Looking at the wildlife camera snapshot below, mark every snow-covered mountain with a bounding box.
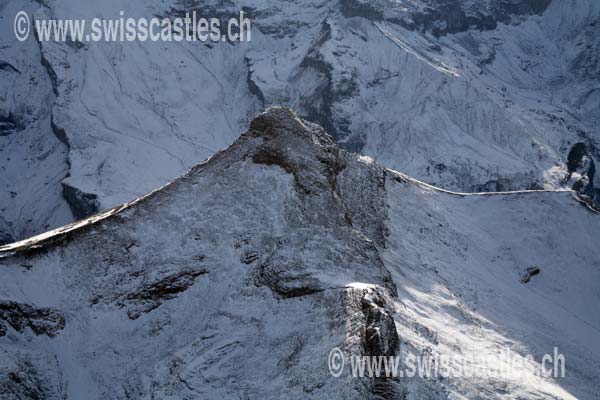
[1,108,599,399]
[1,0,599,243]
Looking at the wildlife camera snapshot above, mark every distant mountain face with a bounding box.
[1,0,599,242]
[340,0,553,34]
[1,108,599,399]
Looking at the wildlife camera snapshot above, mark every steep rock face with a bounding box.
[565,142,597,200]
[60,183,100,220]
[3,0,600,241]
[1,108,599,399]
[0,354,66,400]
[0,108,404,399]
[0,301,65,338]
[379,0,552,36]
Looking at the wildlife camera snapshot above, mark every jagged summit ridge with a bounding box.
[0,107,315,254]
[248,106,334,144]
[0,106,405,398]
[0,107,388,255]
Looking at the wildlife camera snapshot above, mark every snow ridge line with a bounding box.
[1,134,595,256]
[388,169,574,196]
[0,153,218,256]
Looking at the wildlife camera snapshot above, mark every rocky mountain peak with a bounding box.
[1,108,405,398]
[1,105,600,399]
[248,106,333,145]
[245,107,343,196]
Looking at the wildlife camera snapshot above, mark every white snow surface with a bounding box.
[1,0,600,241]
[0,108,598,399]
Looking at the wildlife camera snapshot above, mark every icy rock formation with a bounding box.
[1,108,599,399]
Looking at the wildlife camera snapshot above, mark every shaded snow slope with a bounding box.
[384,173,600,399]
[1,108,598,399]
[0,0,73,245]
[2,0,600,241]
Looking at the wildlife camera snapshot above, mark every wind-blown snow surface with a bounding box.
[2,0,600,241]
[1,108,598,399]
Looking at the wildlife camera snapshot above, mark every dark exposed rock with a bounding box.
[248,108,387,240]
[248,107,332,143]
[336,157,389,247]
[249,108,395,301]
[39,51,59,97]
[61,182,100,220]
[466,173,542,193]
[255,258,324,298]
[240,249,260,264]
[574,193,600,213]
[388,0,552,37]
[0,301,65,337]
[245,57,265,105]
[65,38,85,50]
[521,266,540,283]
[0,123,16,136]
[52,117,99,220]
[252,148,298,178]
[0,356,66,400]
[340,0,384,21]
[0,113,20,136]
[1,365,46,400]
[362,291,402,398]
[50,115,69,146]
[567,143,589,173]
[126,268,208,319]
[361,291,399,357]
[249,107,344,196]
[565,142,596,200]
[293,20,365,152]
[571,32,600,80]
[0,60,20,73]
[344,287,403,398]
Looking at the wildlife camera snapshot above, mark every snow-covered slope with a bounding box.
[1,108,598,399]
[0,0,73,244]
[2,0,599,242]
